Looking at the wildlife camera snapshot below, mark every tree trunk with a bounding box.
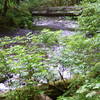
[2,0,8,16]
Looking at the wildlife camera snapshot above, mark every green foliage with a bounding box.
[0,49,12,76]
[0,0,33,28]
[57,96,74,100]
[0,29,63,99]
[82,0,98,3]
[57,74,100,100]
[38,29,61,45]
[6,86,44,100]
[0,0,100,98]
[56,31,100,100]
[56,33,100,75]
[29,0,76,7]
[0,29,62,85]
[0,0,80,28]
[78,0,100,34]
[75,77,100,100]
[87,62,100,78]
[93,62,100,73]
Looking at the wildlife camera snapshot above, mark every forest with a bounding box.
[0,0,100,100]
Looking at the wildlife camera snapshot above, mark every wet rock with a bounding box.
[0,74,13,83]
[21,82,26,86]
[6,74,13,79]
[85,32,94,38]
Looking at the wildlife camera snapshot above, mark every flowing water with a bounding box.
[0,17,79,93]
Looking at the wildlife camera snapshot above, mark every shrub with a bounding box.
[78,0,100,35]
[57,33,99,74]
[38,29,61,45]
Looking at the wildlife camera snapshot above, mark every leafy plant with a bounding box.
[78,0,100,35]
[38,29,61,45]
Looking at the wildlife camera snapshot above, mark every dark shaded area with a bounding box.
[0,28,37,37]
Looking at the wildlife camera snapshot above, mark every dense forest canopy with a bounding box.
[0,0,100,100]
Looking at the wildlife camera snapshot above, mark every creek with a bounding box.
[0,17,79,94]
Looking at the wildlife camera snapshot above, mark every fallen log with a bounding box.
[32,12,82,17]
[32,11,82,16]
[0,79,70,100]
[32,6,82,16]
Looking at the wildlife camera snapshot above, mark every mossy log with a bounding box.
[0,79,71,100]
[0,76,85,100]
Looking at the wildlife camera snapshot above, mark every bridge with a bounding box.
[32,6,82,16]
